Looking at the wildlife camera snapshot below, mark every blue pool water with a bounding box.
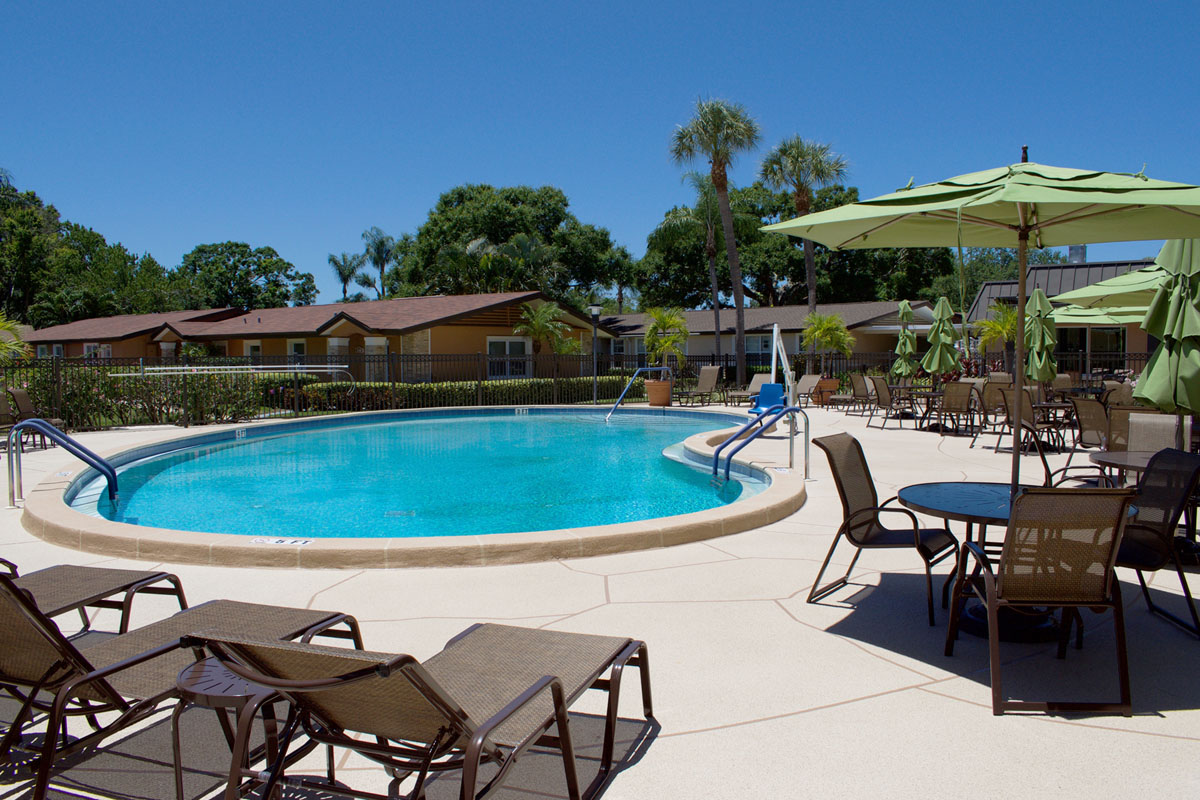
[73,411,764,538]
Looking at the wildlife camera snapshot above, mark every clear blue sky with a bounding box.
[4,1,1196,303]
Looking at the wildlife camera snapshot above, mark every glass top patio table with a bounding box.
[898,481,1023,529]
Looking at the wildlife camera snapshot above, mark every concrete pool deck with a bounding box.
[2,404,1199,798]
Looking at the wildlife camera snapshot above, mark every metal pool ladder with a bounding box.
[606,366,673,421]
[7,419,118,508]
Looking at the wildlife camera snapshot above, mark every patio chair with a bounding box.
[811,377,841,406]
[1023,420,1114,489]
[1068,396,1109,452]
[1115,449,1200,637]
[1129,413,1191,453]
[810,433,959,625]
[191,623,653,800]
[866,376,913,430]
[1101,380,1134,406]
[999,388,1065,452]
[945,487,1136,715]
[936,381,977,436]
[970,380,1009,448]
[846,373,872,414]
[676,365,721,406]
[986,371,1012,384]
[726,373,769,406]
[748,383,785,419]
[794,373,820,406]
[1049,373,1074,401]
[0,575,362,800]
[7,387,66,430]
[4,561,187,633]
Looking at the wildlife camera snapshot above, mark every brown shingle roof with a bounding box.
[24,309,238,343]
[603,301,930,337]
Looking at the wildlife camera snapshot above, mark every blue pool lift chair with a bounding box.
[748,383,786,419]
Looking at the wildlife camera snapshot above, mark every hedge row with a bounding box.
[293,375,644,412]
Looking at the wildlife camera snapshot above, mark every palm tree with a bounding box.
[513,301,571,354]
[362,227,394,300]
[973,302,1019,374]
[671,98,760,385]
[760,137,848,312]
[643,307,689,374]
[328,252,366,301]
[801,312,855,376]
[0,313,29,364]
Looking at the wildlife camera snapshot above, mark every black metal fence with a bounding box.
[0,350,1157,431]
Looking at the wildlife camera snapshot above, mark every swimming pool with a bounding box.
[69,409,766,539]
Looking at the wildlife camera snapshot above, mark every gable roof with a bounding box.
[602,300,933,337]
[23,309,239,343]
[966,258,1154,323]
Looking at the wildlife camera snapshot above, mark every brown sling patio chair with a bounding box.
[192,622,653,800]
[970,379,1010,448]
[936,381,977,436]
[7,387,66,430]
[675,365,721,406]
[1115,449,1200,637]
[793,373,820,406]
[0,575,362,800]
[1,560,187,633]
[845,372,872,414]
[866,376,914,430]
[1105,405,1162,453]
[1068,396,1109,453]
[999,388,1065,452]
[810,433,959,625]
[945,487,1137,716]
[726,372,769,406]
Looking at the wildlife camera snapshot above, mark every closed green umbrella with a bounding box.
[892,299,919,377]
[920,297,961,377]
[762,157,1200,495]
[1024,288,1057,382]
[1134,239,1200,416]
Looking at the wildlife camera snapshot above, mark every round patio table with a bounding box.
[898,481,1057,642]
[1088,450,1156,474]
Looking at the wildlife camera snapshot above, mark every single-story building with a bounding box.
[23,292,615,381]
[966,256,1156,373]
[601,300,937,360]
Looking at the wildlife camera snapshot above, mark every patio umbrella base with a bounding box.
[957,602,1060,643]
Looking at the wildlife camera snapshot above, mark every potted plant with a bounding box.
[643,307,688,406]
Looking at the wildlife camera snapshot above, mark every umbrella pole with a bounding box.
[1011,229,1028,499]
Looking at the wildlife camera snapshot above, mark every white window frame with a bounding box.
[486,336,533,379]
[363,336,387,381]
[244,340,262,360]
[36,345,49,358]
[287,338,307,357]
[83,342,100,357]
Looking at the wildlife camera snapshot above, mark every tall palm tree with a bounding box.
[362,227,394,300]
[671,98,760,385]
[801,312,855,376]
[760,137,848,314]
[643,307,689,370]
[328,252,366,301]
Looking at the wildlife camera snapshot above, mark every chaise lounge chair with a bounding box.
[675,365,721,406]
[1,559,187,632]
[191,622,653,800]
[726,373,769,406]
[0,574,362,800]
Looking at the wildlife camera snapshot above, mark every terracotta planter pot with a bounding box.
[646,379,673,407]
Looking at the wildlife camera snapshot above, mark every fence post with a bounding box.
[181,353,190,428]
[552,357,559,404]
[477,353,484,406]
[293,369,301,416]
[52,357,62,420]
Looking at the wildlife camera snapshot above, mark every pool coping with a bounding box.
[20,406,808,568]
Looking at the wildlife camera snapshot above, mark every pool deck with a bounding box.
[3,404,1199,798]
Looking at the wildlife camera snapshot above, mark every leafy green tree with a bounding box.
[643,307,689,369]
[802,312,855,375]
[176,242,315,310]
[362,227,394,300]
[0,183,62,322]
[328,252,367,301]
[671,98,761,384]
[512,301,572,354]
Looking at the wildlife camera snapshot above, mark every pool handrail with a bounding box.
[7,419,118,509]
[711,404,785,476]
[719,405,810,482]
[606,366,674,421]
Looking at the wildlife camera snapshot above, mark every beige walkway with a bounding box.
[3,405,1198,798]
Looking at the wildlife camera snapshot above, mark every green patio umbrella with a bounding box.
[891,299,919,377]
[920,296,961,378]
[761,157,1200,494]
[1134,239,1200,416]
[1050,261,1166,309]
[1049,305,1149,325]
[1024,288,1057,382]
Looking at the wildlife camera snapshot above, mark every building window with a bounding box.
[486,337,531,379]
[287,339,307,362]
[36,345,48,358]
[244,340,262,361]
[746,335,773,355]
[364,336,388,381]
[326,337,349,358]
[83,343,100,358]
[611,339,625,355]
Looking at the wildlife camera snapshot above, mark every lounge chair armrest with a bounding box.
[464,674,574,794]
[0,557,16,577]
[57,638,191,709]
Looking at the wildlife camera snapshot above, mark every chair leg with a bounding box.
[923,562,936,626]
[987,598,1005,715]
[807,534,859,604]
[1136,562,1200,637]
[1112,584,1133,715]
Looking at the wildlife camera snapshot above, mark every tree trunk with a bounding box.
[617,284,624,314]
[798,189,818,374]
[706,227,722,361]
[712,166,746,385]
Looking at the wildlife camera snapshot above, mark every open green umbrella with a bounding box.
[1048,305,1149,325]
[1024,288,1057,382]
[891,299,919,377]
[1134,239,1200,416]
[762,157,1200,494]
[1050,261,1165,309]
[920,297,961,377]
